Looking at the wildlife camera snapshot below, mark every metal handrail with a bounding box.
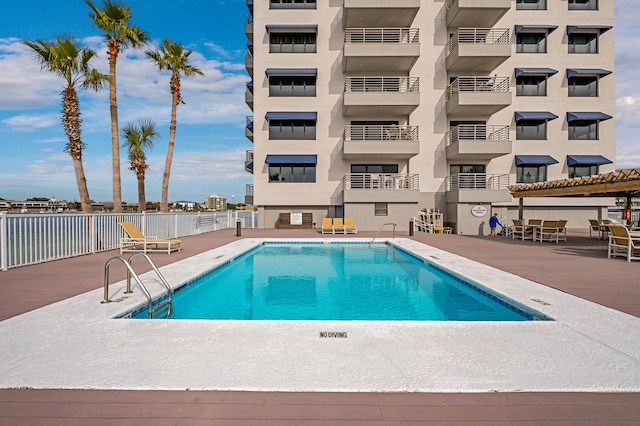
[343,173,419,190]
[447,28,510,54]
[344,28,420,44]
[344,125,419,141]
[445,173,510,191]
[445,125,510,146]
[446,76,510,100]
[102,253,173,319]
[369,223,397,247]
[345,76,420,93]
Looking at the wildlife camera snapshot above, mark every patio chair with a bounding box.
[556,219,568,242]
[434,219,444,234]
[333,218,346,234]
[344,218,358,234]
[321,218,333,234]
[538,220,560,243]
[119,222,182,254]
[588,219,602,239]
[512,219,533,241]
[608,225,640,262]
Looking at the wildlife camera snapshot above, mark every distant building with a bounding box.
[174,201,196,211]
[205,195,227,211]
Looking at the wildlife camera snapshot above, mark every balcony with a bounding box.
[343,0,420,28]
[343,125,419,159]
[343,173,420,203]
[245,81,253,110]
[344,76,420,116]
[245,150,254,174]
[444,173,512,203]
[344,28,420,73]
[245,116,253,142]
[245,184,253,206]
[445,0,510,28]
[445,125,511,161]
[445,76,511,116]
[446,28,510,72]
[245,43,253,78]
[245,15,253,41]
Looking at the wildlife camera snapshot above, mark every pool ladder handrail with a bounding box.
[369,222,397,247]
[102,253,173,319]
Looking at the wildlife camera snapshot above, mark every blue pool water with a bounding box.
[132,242,540,321]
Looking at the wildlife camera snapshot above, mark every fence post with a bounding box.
[0,212,7,271]
[174,212,179,238]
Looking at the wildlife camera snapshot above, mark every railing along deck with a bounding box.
[345,76,420,93]
[344,28,419,44]
[445,125,510,146]
[0,211,257,271]
[445,173,510,191]
[345,125,419,141]
[446,76,510,99]
[447,28,510,55]
[343,173,419,190]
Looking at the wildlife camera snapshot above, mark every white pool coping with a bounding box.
[1,238,639,392]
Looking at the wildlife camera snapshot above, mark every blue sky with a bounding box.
[1,0,639,204]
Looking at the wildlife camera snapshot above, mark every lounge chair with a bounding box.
[555,219,568,242]
[588,219,602,239]
[608,225,640,262]
[321,218,333,234]
[512,219,533,241]
[434,219,444,234]
[538,220,560,243]
[344,218,357,234]
[333,218,346,234]
[119,222,182,254]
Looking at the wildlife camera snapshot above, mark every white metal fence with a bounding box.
[0,211,257,271]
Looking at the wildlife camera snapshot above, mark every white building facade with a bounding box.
[244,0,614,234]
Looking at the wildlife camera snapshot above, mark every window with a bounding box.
[270,32,317,53]
[269,75,316,97]
[568,32,598,54]
[269,164,316,182]
[516,120,548,140]
[269,119,316,140]
[374,203,388,216]
[516,32,547,53]
[569,0,598,10]
[517,166,547,183]
[568,120,599,140]
[516,0,546,10]
[569,164,598,178]
[270,0,316,9]
[516,75,547,96]
[568,76,598,97]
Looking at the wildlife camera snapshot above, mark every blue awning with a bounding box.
[246,121,253,131]
[515,68,558,77]
[515,155,559,166]
[265,154,317,164]
[265,68,317,76]
[566,25,612,35]
[566,112,612,122]
[265,112,317,120]
[246,81,253,88]
[566,68,612,78]
[266,24,317,32]
[566,155,613,166]
[246,161,253,170]
[514,111,558,121]
[515,25,558,34]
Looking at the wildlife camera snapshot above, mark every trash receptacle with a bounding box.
[236,220,242,237]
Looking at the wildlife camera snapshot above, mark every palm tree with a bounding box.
[145,39,204,213]
[86,0,149,213]
[22,38,106,214]
[121,118,158,212]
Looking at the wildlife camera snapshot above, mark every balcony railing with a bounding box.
[445,173,510,191]
[345,28,419,44]
[446,76,510,100]
[445,125,509,146]
[345,125,419,141]
[343,173,419,190]
[345,76,420,93]
[446,28,510,55]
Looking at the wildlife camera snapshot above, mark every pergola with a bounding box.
[508,168,640,220]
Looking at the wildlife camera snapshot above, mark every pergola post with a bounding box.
[518,197,524,221]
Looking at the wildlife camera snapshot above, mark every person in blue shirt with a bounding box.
[489,213,502,236]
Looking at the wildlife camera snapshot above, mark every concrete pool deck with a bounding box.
[1,228,639,423]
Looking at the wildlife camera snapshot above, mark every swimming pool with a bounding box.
[131,242,544,321]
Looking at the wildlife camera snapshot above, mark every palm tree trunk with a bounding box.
[73,158,93,213]
[109,50,123,213]
[137,173,146,213]
[160,78,179,213]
